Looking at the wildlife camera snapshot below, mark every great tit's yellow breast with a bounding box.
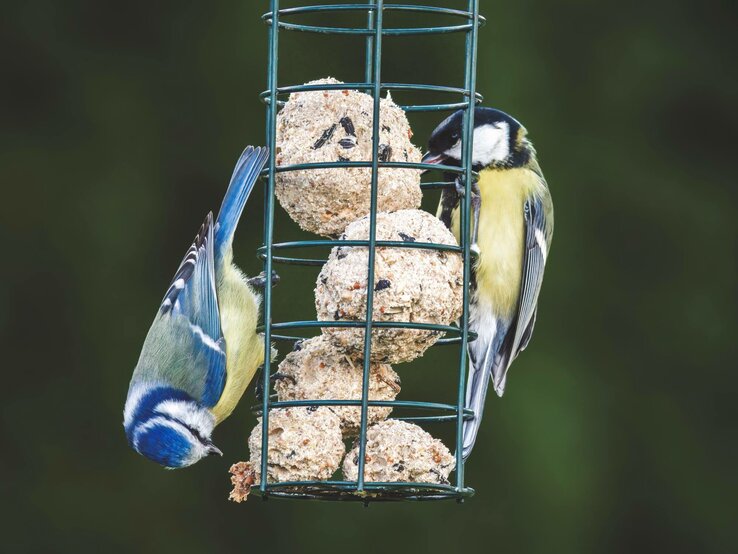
[452,167,543,318]
[211,264,263,423]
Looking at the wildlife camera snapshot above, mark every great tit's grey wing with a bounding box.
[156,213,227,407]
[491,189,553,395]
[462,183,552,459]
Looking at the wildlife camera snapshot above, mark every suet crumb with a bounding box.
[228,462,257,503]
[238,407,344,494]
[315,209,464,363]
[342,420,455,484]
[275,77,422,237]
[275,336,401,436]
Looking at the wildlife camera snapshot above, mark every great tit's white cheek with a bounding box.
[473,122,510,165]
[444,140,462,160]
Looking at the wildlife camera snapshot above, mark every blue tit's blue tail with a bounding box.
[214,146,269,261]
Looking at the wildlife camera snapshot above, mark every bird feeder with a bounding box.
[253,0,484,502]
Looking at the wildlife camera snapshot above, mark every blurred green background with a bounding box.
[1,1,736,552]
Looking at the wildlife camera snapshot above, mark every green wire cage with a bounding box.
[255,0,483,502]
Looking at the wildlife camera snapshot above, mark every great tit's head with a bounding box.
[124,387,221,469]
[423,107,529,169]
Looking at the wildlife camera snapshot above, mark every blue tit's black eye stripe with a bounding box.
[161,214,213,314]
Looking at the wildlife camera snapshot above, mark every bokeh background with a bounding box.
[1,1,736,552]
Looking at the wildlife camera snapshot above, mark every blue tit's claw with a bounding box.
[254,368,295,402]
[253,365,265,401]
[248,270,280,289]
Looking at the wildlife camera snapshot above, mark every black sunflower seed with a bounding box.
[375,279,391,291]
[338,155,349,162]
[339,116,355,136]
[382,125,390,132]
[339,138,356,149]
[398,232,415,242]
[313,124,337,149]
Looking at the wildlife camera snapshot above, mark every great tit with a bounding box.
[123,146,269,468]
[423,108,554,459]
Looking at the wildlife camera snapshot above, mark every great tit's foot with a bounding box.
[248,270,280,289]
[454,174,480,197]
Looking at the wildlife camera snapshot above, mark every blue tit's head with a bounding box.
[423,107,530,169]
[124,386,221,469]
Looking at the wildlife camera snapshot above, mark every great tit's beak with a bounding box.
[421,151,447,173]
[206,443,223,457]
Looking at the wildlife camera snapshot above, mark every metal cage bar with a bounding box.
[257,0,482,502]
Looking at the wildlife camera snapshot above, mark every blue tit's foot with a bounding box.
[253,368,296,401]
[248,270,280,289]
[253,365,265,400]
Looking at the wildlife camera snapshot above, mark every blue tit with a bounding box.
[123,146,269,468]
[422,108,554,459]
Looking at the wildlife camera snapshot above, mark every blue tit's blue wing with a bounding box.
[160,212,227,407]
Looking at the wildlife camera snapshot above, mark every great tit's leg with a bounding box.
[454,174,466,198]
[247,270,280,289]
[470,178,481,256]
[454,174,481,256]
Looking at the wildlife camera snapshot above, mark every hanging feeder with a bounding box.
[251,0,484,503]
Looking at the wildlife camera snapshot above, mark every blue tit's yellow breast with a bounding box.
[210,264,263,423]
[451,167,544,318]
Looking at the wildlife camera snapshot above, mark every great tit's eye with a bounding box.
[450,132,460,142]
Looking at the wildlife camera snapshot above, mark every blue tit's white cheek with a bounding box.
[473,122,510,165]
[154,399,216,440]
[123,384,149,430]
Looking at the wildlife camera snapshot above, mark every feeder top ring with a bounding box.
[262,4,486,36]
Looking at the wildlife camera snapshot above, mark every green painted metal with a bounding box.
[256,0,482,502]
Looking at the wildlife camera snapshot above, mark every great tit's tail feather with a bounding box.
[462,308,511,460]
[215,146,269,258]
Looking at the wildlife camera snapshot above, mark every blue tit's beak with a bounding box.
[421,151,447,174]
[206,443,223,457]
